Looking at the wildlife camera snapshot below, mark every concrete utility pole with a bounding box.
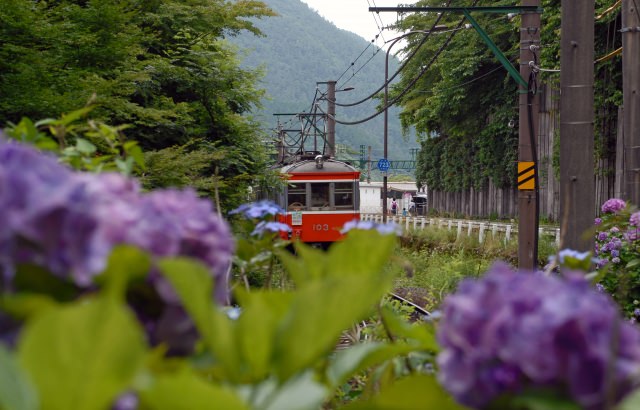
[559,1,595,251]
[326,80,337,158]
[518,0,541,270]
[622,0,640,205]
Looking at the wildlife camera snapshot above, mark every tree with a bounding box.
[0,0,277,211]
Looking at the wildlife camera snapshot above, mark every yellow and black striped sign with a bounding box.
[518,162,535,190]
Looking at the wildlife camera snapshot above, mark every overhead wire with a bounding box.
[335,0,455,106]
[333,0,481,125]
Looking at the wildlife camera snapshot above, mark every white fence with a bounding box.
[361,214,560,245]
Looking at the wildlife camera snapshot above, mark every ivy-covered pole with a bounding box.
[622,0,640,204]
[559,1,595,253]
[517,0,541,269]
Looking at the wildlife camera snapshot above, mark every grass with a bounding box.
[389,226,558,311]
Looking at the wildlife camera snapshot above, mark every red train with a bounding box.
[274,153,360,246]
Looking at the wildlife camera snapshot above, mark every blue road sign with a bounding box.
[377,158,390,172]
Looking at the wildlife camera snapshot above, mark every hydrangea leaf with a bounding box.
[326,342,419,389]
[276,243,326,283]
[233,289,294,381]
[258,371,327,410]
[379,305,439,351]
[157,257,239,379]
[341,375,466,410]
[325,230,398,278]
[139,369,248,410]
[0,344,38,410]
[17,297,145,410]
[274,233,396,380]
[618,388,640,410]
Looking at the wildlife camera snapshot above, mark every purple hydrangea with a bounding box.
[601,198,626,214]
[341,219,402,236]
[594,217,603,225]
[630,212,640,227]
[437,262,640,409]
[0,138,234,296]
[0,138,236,354]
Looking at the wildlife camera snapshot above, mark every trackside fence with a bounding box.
[360,214,560,245]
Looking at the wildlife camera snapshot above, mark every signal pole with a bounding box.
[559,1,595,252]
[517,0,541,269]
[622,0,640,204]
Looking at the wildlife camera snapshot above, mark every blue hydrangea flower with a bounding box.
[251,221,292,236]
[229,200,284,219]
[341,219,402,236]
[437,262,640,409]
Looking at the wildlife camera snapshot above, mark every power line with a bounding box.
[335,0,455,106]
[333,0,479,125]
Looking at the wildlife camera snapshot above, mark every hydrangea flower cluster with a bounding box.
[437,262,640,409]
[341,219,402,235]
[594,198,640,317]
[0,137,234,298]
[602,198,627,214]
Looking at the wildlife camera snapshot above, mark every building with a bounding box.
[359,181,425,214]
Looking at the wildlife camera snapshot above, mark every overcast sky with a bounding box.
[299,0,404,46]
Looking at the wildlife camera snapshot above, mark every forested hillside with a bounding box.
[231,0,419,161]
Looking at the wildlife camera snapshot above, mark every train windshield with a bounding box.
[334,182,354,208]
[311,183,330,209]
[287,183,306,209]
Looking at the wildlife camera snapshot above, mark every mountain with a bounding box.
[231,0,419,167]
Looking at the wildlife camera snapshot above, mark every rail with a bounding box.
[361,214,560,245]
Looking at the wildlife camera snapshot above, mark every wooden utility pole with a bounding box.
[559,1,595,251]
[622,0,640,205]
[518,0,541,269]
[326,80,336,158]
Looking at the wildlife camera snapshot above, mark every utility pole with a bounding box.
[367,146,372,183]
[326,80,336,158]
[622,0,640,205]
[518,0,541,269]
[559,1,595,251]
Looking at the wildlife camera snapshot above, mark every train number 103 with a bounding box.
[313,224,330,231]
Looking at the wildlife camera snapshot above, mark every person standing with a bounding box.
[391,199,398,215]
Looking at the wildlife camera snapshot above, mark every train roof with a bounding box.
[279,159,359,174]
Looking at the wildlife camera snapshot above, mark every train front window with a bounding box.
[334,182,354,208]
[311,183,330,209]
[288,183,306,209]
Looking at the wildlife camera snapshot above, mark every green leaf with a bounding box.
[0,293,57,321]
[618,388,640,410]
[98,246,151,300]
[74,138,96,154]
[157,257,239,379]
[380,305,439,351]
[17,297,146,410]
[626,258,640,269]
[139,369,248,410]
[326,342,418,388]
[342,375,467,410]
[0,344,39,410]
[274,232,397,380]
[234,289,294,380]
[259,371,327,410]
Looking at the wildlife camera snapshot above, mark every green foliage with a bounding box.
[0,344,38,410]
[595,205,640,317]
[0,0,276,211]
[4,107,145,176]
[402,0,620,193]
